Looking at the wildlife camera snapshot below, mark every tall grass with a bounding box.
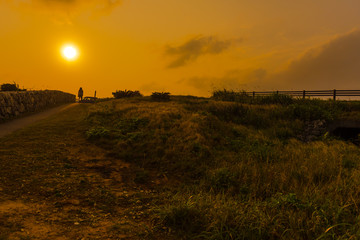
[86,97,360,239]
[212,89,294,105]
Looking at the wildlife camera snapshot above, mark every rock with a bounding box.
[299,119,327,142]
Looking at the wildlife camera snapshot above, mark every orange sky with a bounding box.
[1,0,360,97]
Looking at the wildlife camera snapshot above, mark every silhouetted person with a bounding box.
[78,87,83,101]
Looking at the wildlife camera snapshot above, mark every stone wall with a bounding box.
[0,90,75,122]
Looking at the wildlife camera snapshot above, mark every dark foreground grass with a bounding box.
[84,97,360,239]
[2,96,360,239]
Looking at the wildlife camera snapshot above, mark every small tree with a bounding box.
[151,92,171,101]
[112,90,142,99]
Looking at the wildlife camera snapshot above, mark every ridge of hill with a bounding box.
[2,96,360,239]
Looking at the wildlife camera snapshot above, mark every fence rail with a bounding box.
[245,90,360,100]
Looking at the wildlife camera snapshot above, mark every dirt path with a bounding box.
[0,103,78,138]
[0,103,167,239]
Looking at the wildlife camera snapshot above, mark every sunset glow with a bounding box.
[1,1,360,97]
[61,45,79,61]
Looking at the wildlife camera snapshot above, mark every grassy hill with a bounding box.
[2,94,360,239]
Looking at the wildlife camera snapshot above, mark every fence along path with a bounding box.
[245,90,360,101]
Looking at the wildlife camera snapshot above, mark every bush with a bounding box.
[212,89,252,103]
[212,89,295,105]
[287,102,335,121]
[207,102,248,122]
[257,93,294,105]
[112,90,142,99]
[151,92,171,101]
[1,83,26,91]
[206,102,272,128]
[86,127,110,139]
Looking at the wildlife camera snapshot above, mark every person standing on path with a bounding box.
[78,87,83,101]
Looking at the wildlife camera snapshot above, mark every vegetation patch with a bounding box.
[112,89,142,98]
[3,94,360,239]
[151,92,171,101]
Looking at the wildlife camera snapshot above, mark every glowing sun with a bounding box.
[61,45,79,61]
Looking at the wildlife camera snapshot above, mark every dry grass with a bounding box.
[83,97,360,238]
[2,96,360,239]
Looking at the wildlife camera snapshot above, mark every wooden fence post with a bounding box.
[253,91,255,98]
[303,90,305,99]
[333,89,336,101]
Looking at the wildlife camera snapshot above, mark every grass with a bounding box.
[2,92,360,239]
[84,95,360,239]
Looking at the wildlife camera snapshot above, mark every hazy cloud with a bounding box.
[272,30,360,89]
[165,36,241,68]
[182,30,360,95]
[7,0,121,22]
[181,68,267,95]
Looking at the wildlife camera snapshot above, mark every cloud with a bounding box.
[177,30,360,94]
[6,0,121,22]
[165,36,241,68]
[180,68,267,95]
[272,30,360,89]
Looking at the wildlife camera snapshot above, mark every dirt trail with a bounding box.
[0,103,166,239]
[0,103,77,138]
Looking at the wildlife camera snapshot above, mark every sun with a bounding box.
[61,44,79,61]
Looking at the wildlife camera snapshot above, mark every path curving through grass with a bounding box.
[0,103,78,138]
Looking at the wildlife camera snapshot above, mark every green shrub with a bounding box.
[206,103,272,128]
[116,117,149,134]
[287,103,334,121]
[207,102,248,122]
[270,193,307,210]
[247,138,280,163]
[86,127,110,139]
[212,89,252,103]
[112,90,142,98]
[267,125,298,140]
[242,110,272,128]
[151,92,171,101]
[212,89,295,105]
[257,93,294,105]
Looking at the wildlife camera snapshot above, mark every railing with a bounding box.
[245,90,360,101]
